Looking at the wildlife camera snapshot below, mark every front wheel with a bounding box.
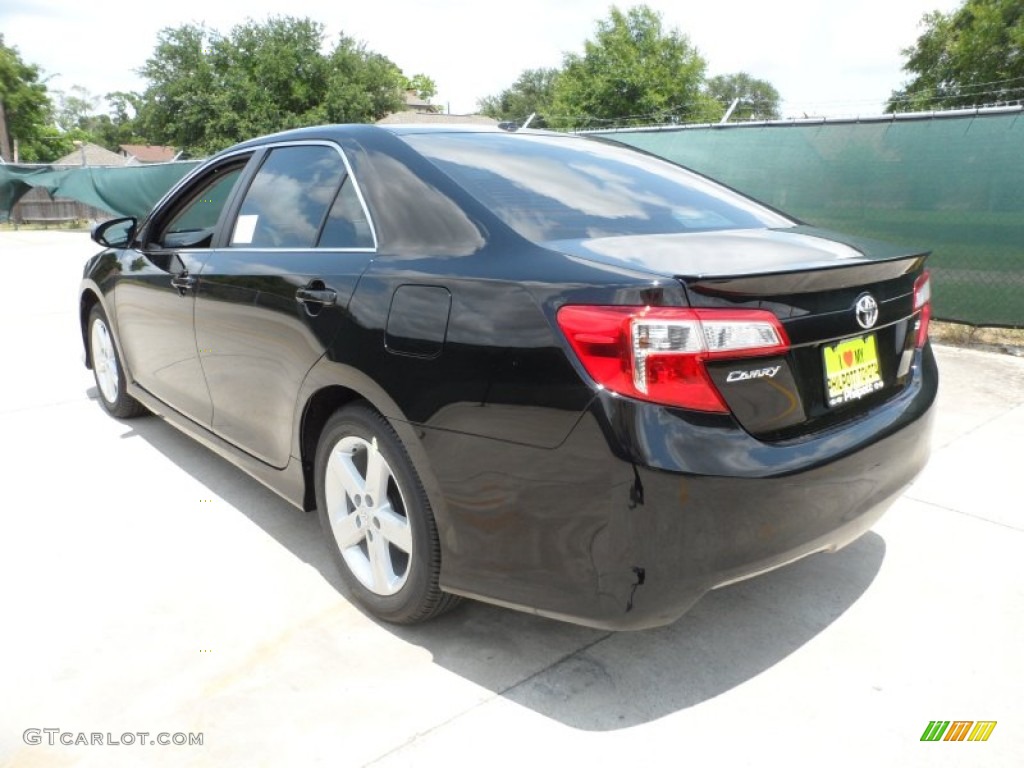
[88,304,147,419]
[315,403,460,624]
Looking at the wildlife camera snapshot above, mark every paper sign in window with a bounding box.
[232,214,259,245]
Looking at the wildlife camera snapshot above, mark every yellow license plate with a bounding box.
[822,333,883,407]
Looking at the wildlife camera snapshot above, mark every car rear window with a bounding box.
[403,132,792,242]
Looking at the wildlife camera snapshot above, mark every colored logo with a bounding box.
[855,293,879,329]
[920,721,997,742]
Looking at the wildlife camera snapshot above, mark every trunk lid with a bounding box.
[546,225,920,278]
[551,226,930,439]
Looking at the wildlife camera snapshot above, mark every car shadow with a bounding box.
[114,399,886,732]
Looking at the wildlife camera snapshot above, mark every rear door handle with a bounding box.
[170,273,197,295]
[295,287,338,305]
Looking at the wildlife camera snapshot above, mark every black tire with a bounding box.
[87,304,147,419]
[315,403,460,624]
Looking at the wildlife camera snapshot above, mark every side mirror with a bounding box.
[92,217,137,248]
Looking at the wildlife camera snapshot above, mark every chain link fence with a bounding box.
[593,107,1024,328]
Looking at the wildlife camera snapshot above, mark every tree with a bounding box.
[50,86,147,153]
[549,5,721,130]
[0,35,58,162]
[48,86,146,153]
[405,74,437,101]
[705,72,781,120]
[94,91,146,150]
[53,85,99,133]
[323,35,409,122]
[26,124,77,163]
[136,23,221,154]
[888,0,1024,112]
[479,68,560,128]
[137,17,411,155]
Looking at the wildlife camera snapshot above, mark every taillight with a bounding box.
[556,305,789,412]
[913,271,931,348]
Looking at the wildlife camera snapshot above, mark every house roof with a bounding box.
[53,143,127,167]
[403,91,434,109]
[376,112,499,126]
[120,144,178,163]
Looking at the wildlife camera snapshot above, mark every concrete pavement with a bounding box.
[1,231,1021,767]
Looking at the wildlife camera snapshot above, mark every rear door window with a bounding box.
[318,176,375,249]
[230,145,346,248]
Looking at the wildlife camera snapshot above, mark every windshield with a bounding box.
[403,132,793,242]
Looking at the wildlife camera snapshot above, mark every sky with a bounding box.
[2,0,964,119]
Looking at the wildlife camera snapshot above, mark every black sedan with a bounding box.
[79,125,936,630]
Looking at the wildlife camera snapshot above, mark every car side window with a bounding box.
[230,145,346,249]
[156,165,245,249]
[318,176,375,249]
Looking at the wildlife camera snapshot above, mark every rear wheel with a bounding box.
[315,403,459,623]
[88,305,147,419]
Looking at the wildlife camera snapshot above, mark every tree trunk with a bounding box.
[0,99,12,162]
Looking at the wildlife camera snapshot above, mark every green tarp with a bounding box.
[594,109,1024,327]
[3,111,1021,326]
[0,161,199,221]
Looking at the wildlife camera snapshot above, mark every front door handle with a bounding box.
[295,287,338,306]
[170,273,197,295]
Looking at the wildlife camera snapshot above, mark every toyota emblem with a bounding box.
[855,293,879,329]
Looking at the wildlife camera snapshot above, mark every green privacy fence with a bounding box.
[594,108,1024,328]
[2,112,1021,326]
[0,161,199,222]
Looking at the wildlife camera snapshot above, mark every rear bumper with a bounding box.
[432,346,937,629]
[595,400,933,628]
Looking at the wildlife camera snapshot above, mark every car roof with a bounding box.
[221,123,567,152]
[376,123,505,135]
[380,125,567,140]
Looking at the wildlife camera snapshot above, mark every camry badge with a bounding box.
[855,293,879,330]
[726,365,781,383]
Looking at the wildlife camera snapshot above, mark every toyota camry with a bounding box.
[79,124,937,629]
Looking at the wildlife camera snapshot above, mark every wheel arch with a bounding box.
[298,385,362,511]
[80,287,103,369]
[295,368,451,560]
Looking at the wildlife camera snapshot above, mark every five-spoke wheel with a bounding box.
[315,404,459,623]
[87,305,147,419]
[324,435,413,596]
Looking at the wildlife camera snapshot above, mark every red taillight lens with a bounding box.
[913,271,931,348]
[556,305,789,412]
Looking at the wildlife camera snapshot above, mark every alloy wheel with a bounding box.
[324,435,413,595]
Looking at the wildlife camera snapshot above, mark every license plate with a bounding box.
[822,333,883,407]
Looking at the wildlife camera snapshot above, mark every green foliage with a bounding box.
[888,0,1024,112]
[478,68,560,128]
[23,124,77,162]
[705,72,781,120]
[52,86,146,153]
[549,5,722,130]
[136,17,409,155]
[405,74,437,101]
[95,91,146,150]
[324,35,408,123]
[136,24,220,154]
[479,9,782,130]
[0,35,60,162]
[53,86,98,133]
